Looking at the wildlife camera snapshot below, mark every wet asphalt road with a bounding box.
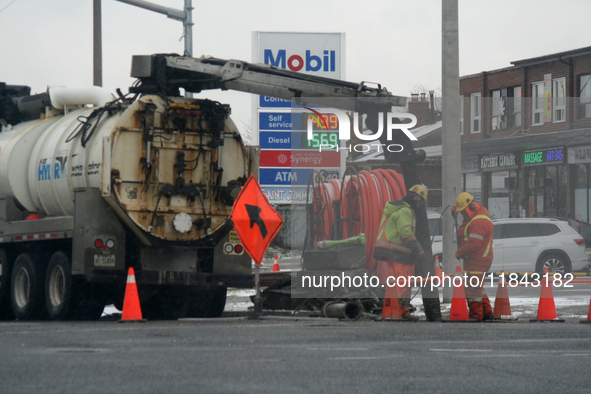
[1,317,590,393]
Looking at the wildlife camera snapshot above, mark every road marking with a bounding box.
[330,357,382,360]
[308,348,368,351]
[236,359,278,363]
[459,354,527,358]
[562,354,591,356]
[430,349,492,352]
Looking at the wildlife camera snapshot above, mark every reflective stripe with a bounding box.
[469,233,485,240]
[375,240,413,253]
[463,214,493,258]
[403,234,417,245]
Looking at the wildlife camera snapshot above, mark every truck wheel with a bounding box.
[45,251,77,321]
[207,287,227,317]
[187,287,227,318]
[10,253,48,320]
[0,249,15,320]
[142,287,190,320]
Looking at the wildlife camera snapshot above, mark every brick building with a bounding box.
[460,46,591,220]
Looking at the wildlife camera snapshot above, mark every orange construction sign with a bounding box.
[230,174,283,266]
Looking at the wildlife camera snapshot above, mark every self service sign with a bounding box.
[252,31,346,204]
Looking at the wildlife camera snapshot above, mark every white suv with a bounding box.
[431,217,589,274]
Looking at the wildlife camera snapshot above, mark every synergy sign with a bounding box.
[253,32,345,204]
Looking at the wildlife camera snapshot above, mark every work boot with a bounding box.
[402,313,420,322]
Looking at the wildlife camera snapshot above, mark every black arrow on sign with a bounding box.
[245,204,268,239]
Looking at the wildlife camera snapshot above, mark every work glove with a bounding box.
[451,204,458,220]
[408,239,424,256]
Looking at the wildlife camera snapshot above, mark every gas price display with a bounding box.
[301,113,339,149]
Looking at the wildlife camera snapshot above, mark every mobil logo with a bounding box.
[264,49,336,73]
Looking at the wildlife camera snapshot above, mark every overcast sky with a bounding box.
[1,0,590,133]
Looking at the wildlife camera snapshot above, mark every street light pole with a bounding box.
[93,0,102,87]
[115,0,192,55]
[441,0,461,302]
[114,0,194,95]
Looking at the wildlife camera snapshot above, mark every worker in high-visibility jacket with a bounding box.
[374,184,428,319]
[452,192,495,322]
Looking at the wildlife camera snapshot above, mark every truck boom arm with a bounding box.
[129,54,406,110]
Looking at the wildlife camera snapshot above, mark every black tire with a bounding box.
[0,249,15,320]
[536,252,572,275]
[10,253,48,321]
[45,251,80,321]
[187,287,227,318]
[142,287,190,320]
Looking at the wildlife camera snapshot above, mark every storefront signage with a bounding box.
[568,145,591,164]
[461,156,480,173]
[480,154,516,170]
[523,148,564,165]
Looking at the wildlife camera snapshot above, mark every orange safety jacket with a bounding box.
[456,204,494,272]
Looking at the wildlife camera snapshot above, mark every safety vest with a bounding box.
[374,202,416,255]
[463,214,493,258]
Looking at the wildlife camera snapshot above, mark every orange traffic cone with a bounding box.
[449,265,470,321]
[532,268,562,322]
[582,298,591,323]
[120,267,145,322]
[272,254,280,272]
[434,255,441,278]
[493,271,512,317]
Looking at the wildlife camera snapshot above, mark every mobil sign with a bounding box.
[252,32,345,204]
[254,32,344,78]
[253,32,345,110]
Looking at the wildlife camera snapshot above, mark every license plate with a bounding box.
[94,254,115,267]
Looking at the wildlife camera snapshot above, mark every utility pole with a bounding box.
[114,0,193,95]
[441,0,462,302]
[93,0,102,87]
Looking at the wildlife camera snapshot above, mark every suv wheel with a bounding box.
[536,252,572,275]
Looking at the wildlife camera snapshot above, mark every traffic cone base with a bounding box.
[493,272,512,318]
[119,267,146,323]
[531,268,563,323]
[449,265,474,321]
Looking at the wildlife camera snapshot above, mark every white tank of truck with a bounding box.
[1,86,249,241]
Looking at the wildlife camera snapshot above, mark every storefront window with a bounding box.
[574,164,589,222]
[464,173,481,203]
[526,165,568,218]
[558,165,568,217]
[545,166,558,217]
[487,170,519,219]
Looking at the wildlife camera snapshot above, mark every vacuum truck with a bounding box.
[0,81,254,321]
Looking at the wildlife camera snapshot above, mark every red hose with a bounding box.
[310,168,406,274]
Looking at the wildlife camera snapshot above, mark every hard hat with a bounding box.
[455,192,474,212]
[408,184,428,203]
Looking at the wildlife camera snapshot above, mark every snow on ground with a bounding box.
[102,289,591,319]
